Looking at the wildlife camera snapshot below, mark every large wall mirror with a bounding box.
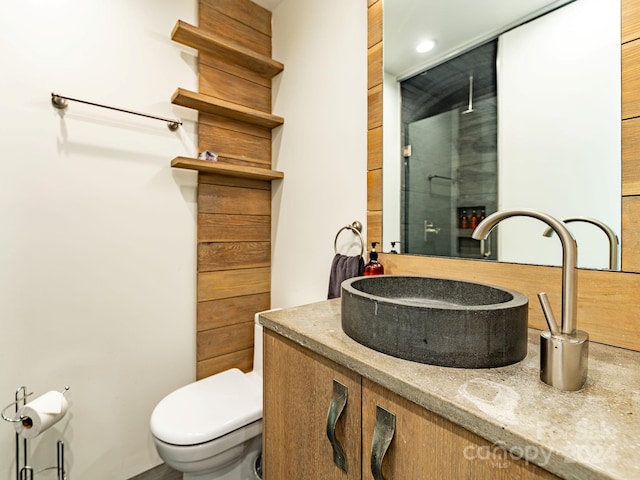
[381,0,622,270]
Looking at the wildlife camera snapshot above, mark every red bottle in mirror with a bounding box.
[460,210,469,229]
[470,210,478,229]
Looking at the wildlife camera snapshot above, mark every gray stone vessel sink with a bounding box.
[341,276,528,368]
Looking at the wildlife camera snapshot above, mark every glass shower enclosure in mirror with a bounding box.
[382,0,621,270]
[401,41,498,260]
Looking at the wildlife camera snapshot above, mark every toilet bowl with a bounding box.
[150,310,276,480]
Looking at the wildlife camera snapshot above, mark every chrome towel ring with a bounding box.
[334,221,365,257]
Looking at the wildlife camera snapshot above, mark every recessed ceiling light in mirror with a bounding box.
[416,39,436,53]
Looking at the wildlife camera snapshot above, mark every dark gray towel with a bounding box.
[327,254,364,299]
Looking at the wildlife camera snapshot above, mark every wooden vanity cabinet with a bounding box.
[263,330,362,479]
[264,330,559,480]
[362,380,559,480]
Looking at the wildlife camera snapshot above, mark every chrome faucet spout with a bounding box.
[472,208,578,334]
[542,216,619,270]
[472,208,588,391]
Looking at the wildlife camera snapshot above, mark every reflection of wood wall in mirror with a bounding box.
[367,0,640,352]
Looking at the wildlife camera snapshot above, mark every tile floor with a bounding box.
[129,463,181,480]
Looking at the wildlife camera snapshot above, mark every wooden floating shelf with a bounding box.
[172,20,284,78]
[172,88,284,129]
[171,157,284,181]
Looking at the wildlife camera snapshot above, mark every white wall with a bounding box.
[498,0,621,269]
[270,0,368,307]
[0,1,198,478]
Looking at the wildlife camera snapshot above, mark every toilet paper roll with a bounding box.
[14,390,69,439]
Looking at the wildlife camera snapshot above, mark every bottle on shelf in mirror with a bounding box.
[470,210,478,230]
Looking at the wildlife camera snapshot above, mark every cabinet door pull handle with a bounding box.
[326,379,348,472]
[371,405,395,480]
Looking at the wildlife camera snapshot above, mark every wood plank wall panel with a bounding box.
[622,116,640,195]
[196,0,277,379]
[198,241,270,271]
[198,213,270,242]
[367,169,382,212]
[203,0,272,37]
[198,322,254,360]
[622,1,640,272]
[367,0,382,48]
[199,51,272,89]
[367,84,383,130]
[199,64,271,113]
[200,113,272,140]
[368,126,382,170]
[198,173,271,189]
[368,42,383,90]
[367,211,382,247]
[368,0,640,352]
[199,114,272,168]
[622,0,640,44]
[367,0,383,248]
[622,196,640,270]
[198,293,270,331]
[198,267,271,302]
[199,0,271,57]
[199,182,271,215]
[621,41,640,119]
[197,349,254,379]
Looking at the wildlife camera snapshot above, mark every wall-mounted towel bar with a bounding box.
[51,93,182,131]
[334,221,365,256]
[428,174,455,183]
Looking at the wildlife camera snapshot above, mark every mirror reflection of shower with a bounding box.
[401,41,498,259]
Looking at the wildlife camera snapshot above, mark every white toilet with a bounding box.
[150,310,275,480]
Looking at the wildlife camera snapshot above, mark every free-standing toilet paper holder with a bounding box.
[1,386,69,480]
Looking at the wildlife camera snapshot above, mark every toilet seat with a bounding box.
[152,419,262,471]
[151,368,262,446]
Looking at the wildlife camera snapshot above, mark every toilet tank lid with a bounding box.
[150,368,262,445]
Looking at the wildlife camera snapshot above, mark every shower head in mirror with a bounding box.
[462,75,475,114]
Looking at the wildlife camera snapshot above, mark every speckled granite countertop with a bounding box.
[259,299,640,480]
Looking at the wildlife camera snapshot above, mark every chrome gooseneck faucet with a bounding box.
[472,208,589,391]
[541,216,619,271]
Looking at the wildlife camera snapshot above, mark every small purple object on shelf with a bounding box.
[198,150,218,162]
